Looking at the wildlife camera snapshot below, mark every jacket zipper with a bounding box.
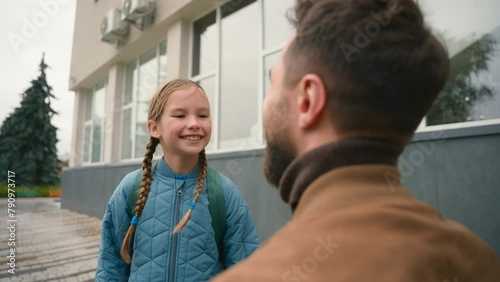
[169,182,184,282]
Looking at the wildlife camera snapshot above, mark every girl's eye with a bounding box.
[199,114,209,118]
[174,115,185,118]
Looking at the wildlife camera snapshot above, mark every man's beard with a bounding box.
[263,134,295,188]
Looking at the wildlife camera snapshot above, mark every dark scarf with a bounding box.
[279,138,404,211]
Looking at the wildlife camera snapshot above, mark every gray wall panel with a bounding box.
[401,134,500,255]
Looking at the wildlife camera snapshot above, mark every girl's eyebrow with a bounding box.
[197,107,210,112]
[169,107,210,112]
[169,107,186,112]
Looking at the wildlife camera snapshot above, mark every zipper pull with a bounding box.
[176,182,185,196]
[177,190,182,196]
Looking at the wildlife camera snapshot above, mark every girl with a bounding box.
[96,79,260,281]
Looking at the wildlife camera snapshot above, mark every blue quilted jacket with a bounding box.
[96,158,260,281]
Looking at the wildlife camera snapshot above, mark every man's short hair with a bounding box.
[286,0,450,138]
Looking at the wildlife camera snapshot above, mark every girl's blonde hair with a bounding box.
[120,79,209,264]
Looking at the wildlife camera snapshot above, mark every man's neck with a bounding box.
[280,137,404,211]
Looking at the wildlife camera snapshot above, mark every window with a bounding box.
[121,41,167,160]
[82,80,106,164]
[419,0,500,129]
[192,0,294,152]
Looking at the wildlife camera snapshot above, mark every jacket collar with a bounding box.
[156,156,200,180]
[279,138,404,212]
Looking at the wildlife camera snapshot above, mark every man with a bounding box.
[212,0,500,281]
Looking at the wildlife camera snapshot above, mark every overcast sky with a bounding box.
[0,1,76,160]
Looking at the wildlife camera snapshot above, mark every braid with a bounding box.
[121,137,159,264]
[173,150,208,233]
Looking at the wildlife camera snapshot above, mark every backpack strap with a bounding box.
[206,166,227,267]
[128,161,158,217]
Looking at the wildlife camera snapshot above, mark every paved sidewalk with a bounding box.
[0,198,101,281]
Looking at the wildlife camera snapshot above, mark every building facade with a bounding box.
[64,0,500,253]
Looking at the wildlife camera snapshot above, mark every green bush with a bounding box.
[0,185,61,198]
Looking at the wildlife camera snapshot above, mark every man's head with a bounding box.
[263,0,450,187]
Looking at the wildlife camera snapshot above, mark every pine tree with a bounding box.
[0,55,60,186]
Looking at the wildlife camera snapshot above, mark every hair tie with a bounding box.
[130,216,138,225]
[189,201,197,210]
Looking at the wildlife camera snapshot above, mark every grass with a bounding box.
[0,185,61,198]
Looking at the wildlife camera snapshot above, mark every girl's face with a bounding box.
[149,86,212,158]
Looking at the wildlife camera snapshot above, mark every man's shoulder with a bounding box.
[214,198,500,282]
[214,164,500,282]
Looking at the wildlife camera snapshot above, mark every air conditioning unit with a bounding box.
[100,8,129,44]
[122,0,155,22]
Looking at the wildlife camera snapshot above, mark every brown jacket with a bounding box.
[213,164,500,281]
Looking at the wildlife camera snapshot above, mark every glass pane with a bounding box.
[84,91,92,121]
[263,0,294,49]
[134,102,150,158]
[92,119,102,163]
[124,62,137,105]
[135,122,149,159]
[192,11,217,76]
[198,76,216,151]
[94,83,106,120]
[264,51,280,95]
[220,0,259,149]
[138,47,158,102]
[121,108,132,160]
[136,101,149,125]
[83,125,91,163]
[420,0,500,125]
[159,41,167,86]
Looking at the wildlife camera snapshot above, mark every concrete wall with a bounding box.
[62,129,500,252]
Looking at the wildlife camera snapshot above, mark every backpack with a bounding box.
[127,161,227,266]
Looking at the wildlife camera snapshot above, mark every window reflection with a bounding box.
[124,63,136,106]
[121,108,132,160]
[138,48,159,102]
[198,76,216,151]
[420,0,500,126]
[121,42,167,160]
[428,29,499,125]
[220,0,259,149]
[82,81,106,164]
[83,125,91,162]
[192,11,217,77]
[191,0,294,151]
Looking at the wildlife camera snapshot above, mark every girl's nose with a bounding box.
[187,117,201,129]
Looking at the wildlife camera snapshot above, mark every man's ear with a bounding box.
[148,120,161,138]
[297,74,328,129]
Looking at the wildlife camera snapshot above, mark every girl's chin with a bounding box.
[180,145,207,155]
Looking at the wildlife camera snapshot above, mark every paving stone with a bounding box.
[0,198,101,281]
